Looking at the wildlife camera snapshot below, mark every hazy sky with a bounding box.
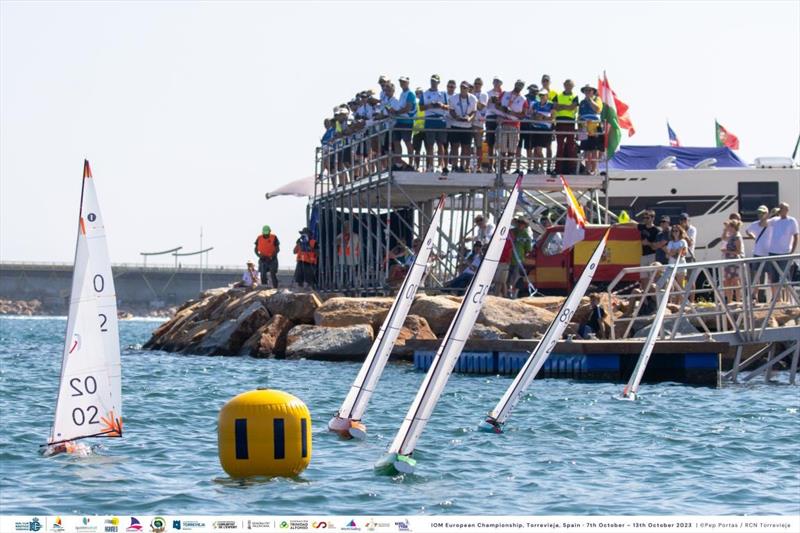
[2,1,798,268]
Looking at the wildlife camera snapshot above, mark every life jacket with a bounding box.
[337,233,360,257]
[554,92,577,120]
[296,238,317,264]
[256,234,278,258]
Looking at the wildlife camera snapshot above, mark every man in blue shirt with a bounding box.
[529,90,555,174]
[389,76,417,170]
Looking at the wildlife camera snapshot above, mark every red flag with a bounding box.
[715,120,740,150]
[599,74,635,137]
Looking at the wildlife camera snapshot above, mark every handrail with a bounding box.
[606,253,800,344]
[317,118,608,191]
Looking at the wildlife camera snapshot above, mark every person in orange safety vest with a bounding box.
[293,227,318,289]
[254,225,280,288]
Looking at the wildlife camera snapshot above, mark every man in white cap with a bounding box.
[497,80,528,173]
[486,77,504,172]
[471,77,489,171]
[746,205,774,301]
[448,81,478,172]
[421,74,449,172]
[388,76,417,169]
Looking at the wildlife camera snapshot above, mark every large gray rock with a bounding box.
[193,301,270,355]
[285,324,374,359]
[266,290,321,324]
[239,314,294,358]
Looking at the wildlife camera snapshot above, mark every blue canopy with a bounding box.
[607,145,746,170]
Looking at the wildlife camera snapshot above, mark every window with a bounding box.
[738,182,779,222]
[542,231,564,256]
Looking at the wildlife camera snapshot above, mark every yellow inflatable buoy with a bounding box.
[218,389,312,477]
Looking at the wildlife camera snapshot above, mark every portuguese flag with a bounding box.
[715,120,740,150]
[599,72,635,157]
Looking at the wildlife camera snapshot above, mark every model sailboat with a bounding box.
[620,256,684,400]
[375,175,523,475]
[42,160,122,456]
[479,229,610,432]
[329,195,446,439]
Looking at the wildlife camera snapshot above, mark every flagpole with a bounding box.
[792,132,800,161]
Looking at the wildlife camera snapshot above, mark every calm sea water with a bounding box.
[1,317,798,515]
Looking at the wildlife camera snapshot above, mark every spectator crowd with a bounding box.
[320,74,608,185]
[636,202,798,304]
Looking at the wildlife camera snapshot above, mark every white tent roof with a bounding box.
[265,175,315,199]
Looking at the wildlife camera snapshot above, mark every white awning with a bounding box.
[265,175,315,199]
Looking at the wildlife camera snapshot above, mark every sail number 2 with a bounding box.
[69,376,100,425]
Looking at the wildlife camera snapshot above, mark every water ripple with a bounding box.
[0,317,798,515]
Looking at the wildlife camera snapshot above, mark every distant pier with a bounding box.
[0,261,293,314]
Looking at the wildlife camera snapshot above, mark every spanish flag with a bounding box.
[561,175,586,251]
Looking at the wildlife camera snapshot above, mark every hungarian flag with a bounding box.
[667,122,681,147]
[715,120,740,150]
[561,175,586,251]
[598,72,635,157]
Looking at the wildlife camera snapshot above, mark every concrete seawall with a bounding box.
[0,262,294,313]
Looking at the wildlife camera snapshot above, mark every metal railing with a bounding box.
[316,117,608,191]
[606,254,800,383]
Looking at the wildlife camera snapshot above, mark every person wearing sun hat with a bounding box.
[237,259,259,288]
[293,227,318,290]
[578,84,603,175]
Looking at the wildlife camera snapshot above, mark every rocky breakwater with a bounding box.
[143,287,565,360]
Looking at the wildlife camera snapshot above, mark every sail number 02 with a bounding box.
[70,376,100,425]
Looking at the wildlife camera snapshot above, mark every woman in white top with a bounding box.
[666,225,688,290]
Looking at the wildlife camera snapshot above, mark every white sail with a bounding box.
[335,195,446,424]
[49,160,122,445]
[486,229,611,426]
[622,257,683,399]
[386,176,523,457]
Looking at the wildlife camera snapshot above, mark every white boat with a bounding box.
[328,195,446,440]
[42,160,122,456]
[479,229,611,432]
[374,175,523,475]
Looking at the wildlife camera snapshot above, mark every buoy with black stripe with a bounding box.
[218,389,311,477]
